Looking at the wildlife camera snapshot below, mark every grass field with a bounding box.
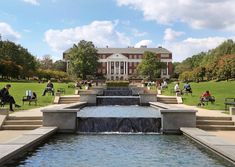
[0,82,76,111]
[161,80,235,111]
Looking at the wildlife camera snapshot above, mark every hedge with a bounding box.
[106,81,129,87]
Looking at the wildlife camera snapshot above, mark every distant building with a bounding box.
[63,46,173,80]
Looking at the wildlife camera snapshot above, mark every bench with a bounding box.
[0,97,8,108]
[198,96,215,106]
[57,88,65,94]
[224,98,235,110]
[182,89,192,96]
[22,96,37,105]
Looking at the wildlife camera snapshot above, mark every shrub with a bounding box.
[106,81,129,87]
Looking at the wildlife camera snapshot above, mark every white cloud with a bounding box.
[164,28,184,41]
[0,22,21,41]
[117,0,235,31]
[135,40,153,48]
[162,36,235,62]
[44,20,131,52]
[131,28,147,37]
[23,0,40,6]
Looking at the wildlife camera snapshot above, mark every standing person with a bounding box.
[174,82,181,96]
[0,84,21,111]
[42,80,54,96]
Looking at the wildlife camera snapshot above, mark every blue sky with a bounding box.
[0,0,235,62]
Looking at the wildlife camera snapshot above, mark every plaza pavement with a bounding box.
[0,103,235,144]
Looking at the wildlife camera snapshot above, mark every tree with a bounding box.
[0,40,37,79]
[216,55,235,81]
[137,51,166,80]
[39,55,53,70]
[53,60,66,72]
[67,40,99,79]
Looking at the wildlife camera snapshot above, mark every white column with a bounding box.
[119,61,121,75]
[166,62,169,75]
[106,61,108,75]
[114,61,116,75]
[124,61,126,75]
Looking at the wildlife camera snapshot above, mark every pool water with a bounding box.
[12,134,233,167]
[77,106,161,118]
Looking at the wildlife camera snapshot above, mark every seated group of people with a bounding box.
[75,80,93,89]
[174,82,192,96]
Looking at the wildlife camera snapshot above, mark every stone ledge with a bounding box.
[0,127,57,166]
[181,127,235,165]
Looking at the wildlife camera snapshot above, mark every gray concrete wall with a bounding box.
[139,94,157,105]
[79,93,97,105]
[43,111,77,133]
[91,88,104,95]
[160,109,197,134]
[130,87,144,95]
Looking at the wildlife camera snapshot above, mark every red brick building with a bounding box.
[64,46,173,80]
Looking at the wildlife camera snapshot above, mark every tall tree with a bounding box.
[137,51,166,80]
[67,40,99,79]
[53,60,66,72]
[0,40,37,78]
[39,54,53,70]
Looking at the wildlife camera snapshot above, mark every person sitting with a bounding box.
[161,80,168,89]
[174,82,182,96]
[0,84,21,111]
[199,90,215,106]
[42,80,54,96]
[75,81,82,89]
[183,82,192,94]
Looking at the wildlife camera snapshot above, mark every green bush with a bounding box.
[106,81,129,87]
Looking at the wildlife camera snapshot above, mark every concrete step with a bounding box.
[1,125,42,130]
[7,116,43,120]
[197,120,235,126]
[197,125,235,131]
[197,116,232,121]
[4,120,42,125]
[157,101,178,104]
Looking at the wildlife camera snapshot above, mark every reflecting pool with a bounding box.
[12,134,233,167]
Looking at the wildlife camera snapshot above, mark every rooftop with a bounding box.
[64,47,171,55]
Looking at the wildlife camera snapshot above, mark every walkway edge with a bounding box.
[181,127,235,166]
[0,126,58,166]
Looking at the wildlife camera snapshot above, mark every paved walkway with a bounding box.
[0,104,63,144]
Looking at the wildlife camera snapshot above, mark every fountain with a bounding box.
[97,87,140,105]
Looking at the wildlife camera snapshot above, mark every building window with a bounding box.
[129,69,132,74]
[129,55,132,59]
[162,68,167,75]
[102,69,106,74]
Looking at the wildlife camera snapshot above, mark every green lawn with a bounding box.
[0,82,75,111]
[160,80,235,111]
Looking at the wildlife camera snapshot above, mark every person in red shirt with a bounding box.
[199,90,214,106]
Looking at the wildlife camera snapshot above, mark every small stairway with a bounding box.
[58,96,80,104]
[197,116,235,130]
[157,96,178,104]
[1,116,42,130]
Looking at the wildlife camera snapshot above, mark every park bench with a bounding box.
[198,96,215,106]
[68,84,75,88]
[224,98,235,110]
[22,95,37,105]
[182,89,192,96]
[57,88,65,94]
